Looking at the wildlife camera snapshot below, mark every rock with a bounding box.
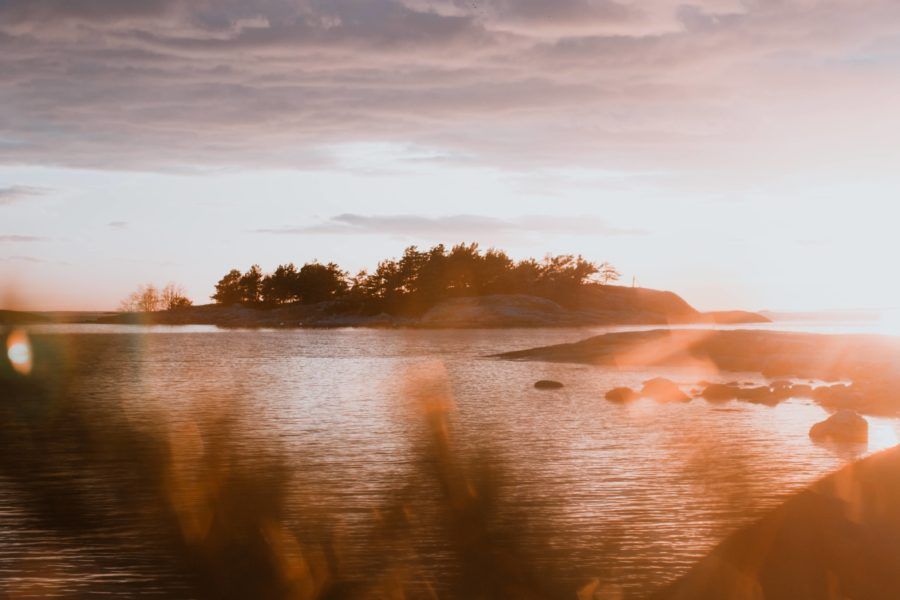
[534,380,564,390]
[422,295,571,327]
[641,377,690,403]
[735,386,783,406]
[657,445,900,598]
[809,410,868,443]
[700,383,739,402]
[790,384,814,397]
[605,387,639,403]
[770,380,793,391]
[811,383,864,411]
[813,383,851,402]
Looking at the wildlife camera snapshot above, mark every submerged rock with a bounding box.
[534,380,564,390]
[605,387,639,403]
[641,377,690,403]
[809,410,868,443]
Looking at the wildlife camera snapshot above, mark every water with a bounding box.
[2,324,899,598]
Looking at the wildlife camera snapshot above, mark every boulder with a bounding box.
[813,383,851,402]
[809,410,868,443]
[812,383,864,411]
[534,380,564,390]
[700,383,739,402]
[605,387,639,403]
[735,386,782,406]
[641,377,690,403]
[790,384,814,398]
[770,380,794,391]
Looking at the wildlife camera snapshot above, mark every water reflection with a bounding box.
[0,327,897,598]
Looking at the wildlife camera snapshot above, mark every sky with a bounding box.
[2,0,900,312]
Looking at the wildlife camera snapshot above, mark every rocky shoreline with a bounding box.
[498,329,900,416]
[2,286,770,329]
[1,292,769,329]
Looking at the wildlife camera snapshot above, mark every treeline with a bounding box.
[120,283,192,312]
[212,243,620,315]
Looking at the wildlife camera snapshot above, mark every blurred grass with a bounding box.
[0,330,590,599]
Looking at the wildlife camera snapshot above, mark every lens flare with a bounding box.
[6,329,33,375]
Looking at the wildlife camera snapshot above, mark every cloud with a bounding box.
[1,0,900,173]
[0,235,49,242]
[107,220,128,229]
[256,213,645,236]
[4,255,47,263]
[0,186,48,205]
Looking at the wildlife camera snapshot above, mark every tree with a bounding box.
[161,283,192,310]
[208,244,613,312]
[239,265,264,305]
[296,262,348,304]
[212,269,243,305]
[262,263,300,306]
[598,262,621,285]
[119,284,161,313]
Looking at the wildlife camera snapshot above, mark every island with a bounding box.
[2,244,769,329]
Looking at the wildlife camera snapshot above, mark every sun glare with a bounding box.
[6,330,33,375]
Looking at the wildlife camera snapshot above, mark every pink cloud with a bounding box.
[1,0,899,174]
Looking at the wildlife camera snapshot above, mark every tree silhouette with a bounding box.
[212,269,243,306]
[121,283,192,312]
[262,263,300,306]
[238,265,264,306]
[598,262,621,285]
[161,283,192,310]
[296,262,348,304]
[211,245,618,315]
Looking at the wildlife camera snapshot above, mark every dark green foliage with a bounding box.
[212,269,243,305]
[261,263,300,305]
[238,265,264,305]
[213,243,611,314]
[296,262,349,304]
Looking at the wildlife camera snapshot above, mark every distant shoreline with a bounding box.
[2,291,770,329]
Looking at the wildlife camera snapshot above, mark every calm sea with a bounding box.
[2,322,898,598]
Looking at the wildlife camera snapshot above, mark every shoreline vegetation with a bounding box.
[1,243,769,328]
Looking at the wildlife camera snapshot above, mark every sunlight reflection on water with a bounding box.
[1,324,899,598]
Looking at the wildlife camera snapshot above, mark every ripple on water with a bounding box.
[2,326,897,598]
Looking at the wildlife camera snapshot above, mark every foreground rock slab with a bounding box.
[654,444,900,600]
